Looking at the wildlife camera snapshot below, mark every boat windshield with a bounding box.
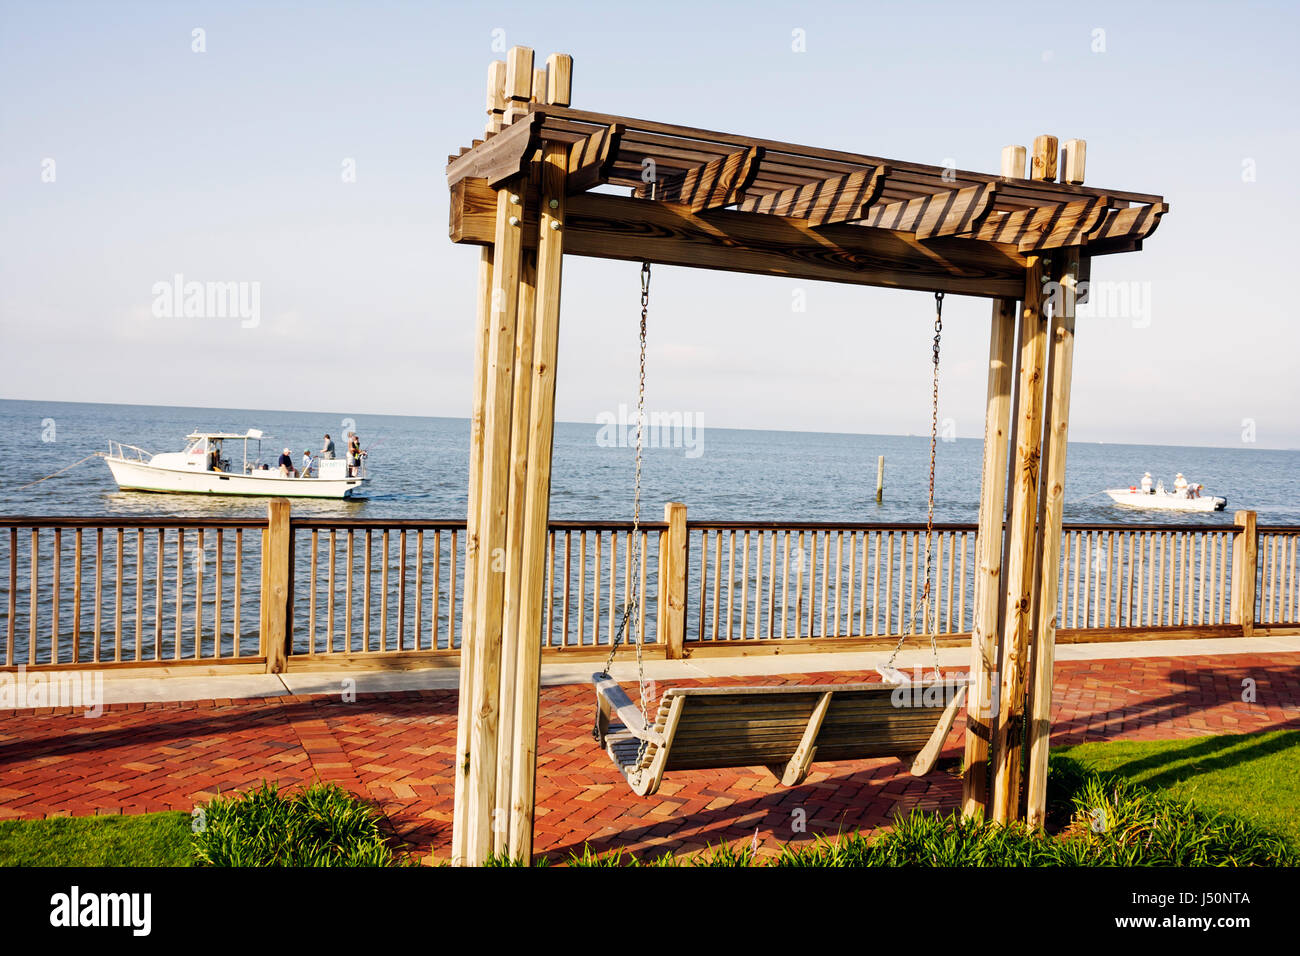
[185,438,206,457]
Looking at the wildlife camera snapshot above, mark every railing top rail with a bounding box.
[289,517,468,531]
[686,520,1245,533]
[287,517,670,532]
[688,520,981,532]
[1256,525,1300,533]
[0,515,267,529]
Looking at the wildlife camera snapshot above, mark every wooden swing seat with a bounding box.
[592,674,968,797]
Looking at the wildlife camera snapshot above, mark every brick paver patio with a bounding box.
[2,653,1298,862]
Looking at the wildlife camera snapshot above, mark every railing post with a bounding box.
[260,498,292,673]
[1230,509,1257,636]
[658,502,688,660]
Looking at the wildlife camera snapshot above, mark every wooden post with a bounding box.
[507,135,572,861]
[452,59,506,867]
[260,499,291,674]
[1001,146,1027,179]
[1025,249,1080,828]
[1230,509,1258,636]
[658,502,688,660]
[961,296,1016,818]
[502,47,534,125]
[1061,139,1086,185]
[875,456,885,503]
[990,255,1048,824]
[462,84,531,864]
[494,66,546,856]
[1031,135,1059,182]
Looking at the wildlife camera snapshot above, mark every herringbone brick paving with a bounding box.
[1,653,1297,862]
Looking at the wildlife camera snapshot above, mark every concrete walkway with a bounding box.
[11,635,1300,708]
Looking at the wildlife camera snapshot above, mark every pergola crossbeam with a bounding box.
[451,175,1028,298]
[735,166,889,225]
[860,183,999,239]
[650,146,765,211]
[566,123,624,193]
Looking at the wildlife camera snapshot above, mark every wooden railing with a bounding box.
[1257,526,1300,627]
[3,506,1296,672]
[1,516,266,669]
[690,523,977,644]
[285,519,664,661]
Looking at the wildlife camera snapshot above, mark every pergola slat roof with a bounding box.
[447,100,1165,298]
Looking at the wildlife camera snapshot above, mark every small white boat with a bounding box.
[104,430,368,500]
[1104,487,1226,513]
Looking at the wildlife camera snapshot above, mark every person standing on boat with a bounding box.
[206,442,223,473]
[1141,472,1153,494]
[1174,473,1189,497]
[347,433,362,477]
[300,449,314,477]
[278,447,295,476]
[321,434,335,459]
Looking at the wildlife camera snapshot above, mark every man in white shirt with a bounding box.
[1141,472,1153,494]
[1174,473,1189,497]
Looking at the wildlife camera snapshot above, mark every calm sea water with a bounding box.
[3,398,1299,526]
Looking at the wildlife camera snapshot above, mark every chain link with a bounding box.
[883,292,944,680]
[595,259,654,780]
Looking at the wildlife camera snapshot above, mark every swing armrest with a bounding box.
[593,674,663,746]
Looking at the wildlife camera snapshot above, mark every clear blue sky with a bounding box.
[1,0,1296,448]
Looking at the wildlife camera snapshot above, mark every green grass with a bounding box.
[0,812,193,867]
[1054,730,1300,853]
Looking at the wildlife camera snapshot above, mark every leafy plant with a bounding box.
[191,782,406,867]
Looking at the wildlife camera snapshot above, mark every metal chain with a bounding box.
[595,260,654,781]
[883,292,944,680]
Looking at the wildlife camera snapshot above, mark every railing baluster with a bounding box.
[781,532,790,639]
[309,530,318,652]
[328,529,337,653]
[345,529,355,652]
[28,529,38,666]
[73,528,83,664]
[433,530,442,650]
[638,530,647,647]
[174,528,183,661]
[562,530,571,648]
[754,530,764,639]
[740,530,750,640]
[414,530,423,650]
[233,529,242,657]
[713,531,723,640]
[578,531,587,647]
[448,530,458,650]
[363,529,373,652]
[214,529,223,658]
[398,529,407,651]
[6,528,15,666]
[592,531,602,647]
[380,529,389,652]
[726,530,736,640]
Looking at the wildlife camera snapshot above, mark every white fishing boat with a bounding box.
[104,430,368,500]
[1104,486,1227,513]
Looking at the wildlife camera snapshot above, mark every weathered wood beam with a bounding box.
[962,296,1016,819]
[861,183,998,239]
[970,197,1108,251]
[1088,202,1168,242]
[736,166,889,226]
[447,111,543,188]
[537,105,1168,207]
[566,123,623,193]
[653,146,764,211]
[1025,249,1080,828]
[990,256,1049,825]
[451,176,1028,298]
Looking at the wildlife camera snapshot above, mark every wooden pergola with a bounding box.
[445,47,1168,865]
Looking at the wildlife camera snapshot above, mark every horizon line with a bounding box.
[1,395,1294,454]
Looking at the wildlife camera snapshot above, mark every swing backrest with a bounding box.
[647,680,966,772]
